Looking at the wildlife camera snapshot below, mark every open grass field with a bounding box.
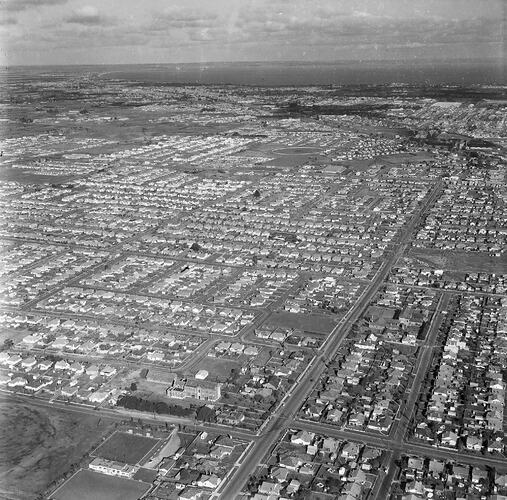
[323,164,346,174]
[342,158,375,171]
[0,167,71,184]
[136,377,172,396]
[273,146,321,155]
[192,356,243,382]
[378,151,437,163]
[264,152,322,167]
[93,431,159,465]
[0,327,31,345]
[409,248,507,274]
[50,469,151,500]
[269,311,337,334]
[0,400,114,500]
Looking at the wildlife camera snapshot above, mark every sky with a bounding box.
[0,0,504,66]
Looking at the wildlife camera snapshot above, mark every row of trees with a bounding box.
[117,394,193,417]
[117,395,217,422]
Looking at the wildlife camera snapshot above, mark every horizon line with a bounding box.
[3,57,505,70]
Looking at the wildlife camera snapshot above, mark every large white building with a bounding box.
[89,457,137,478]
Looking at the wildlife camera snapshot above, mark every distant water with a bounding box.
[5,60,505,86]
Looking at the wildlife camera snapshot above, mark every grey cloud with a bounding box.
[65,8,112,26]
[149,8,219,31]
[231,5,502,50]
[0,15,17,24]
[12,1,500,62]
[18,26,147,49]
[0,0,67,11]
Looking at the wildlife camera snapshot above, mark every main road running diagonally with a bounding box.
[216,181,443,499]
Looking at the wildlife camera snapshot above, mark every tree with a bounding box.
[253,189,261,198]
[294,488,311,499]
[130,382,137,392]
[196,405,216,423]
[326,477,342,493]
[155,401,169,414]
[287,100,301,113]
[229,368,239,383]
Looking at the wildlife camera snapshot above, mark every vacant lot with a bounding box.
[93,431,159,465]
[51,469,150,500]
[194,356,243,382]
[0,400,113,500]
[409,248,507,274]
[0,167,71,184]
[264,152,322,167]
[0,326,30,345]
[269,311,337,334]
[273,146,321,155]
